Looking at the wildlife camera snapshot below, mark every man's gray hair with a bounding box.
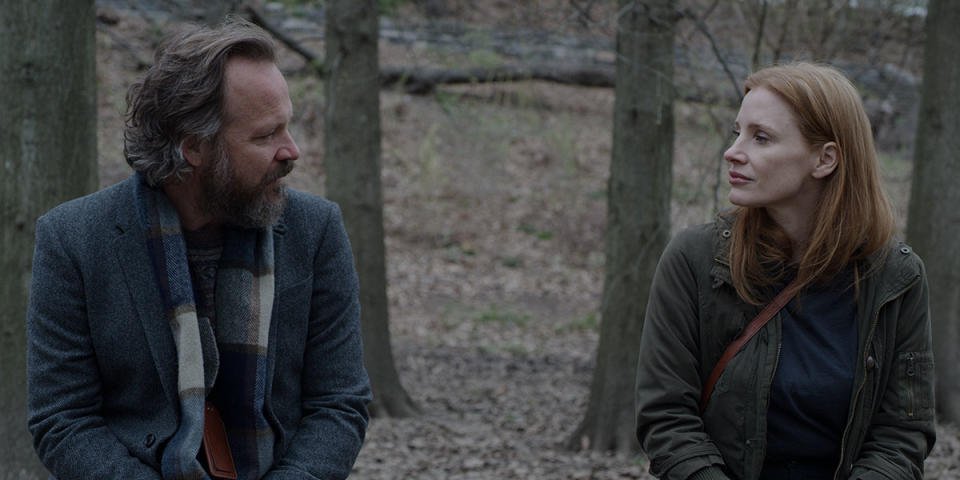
[123,17,276,187]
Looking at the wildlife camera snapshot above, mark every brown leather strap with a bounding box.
[699,279,801,414]
[202,401,238,480]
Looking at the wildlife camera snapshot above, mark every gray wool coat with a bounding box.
[26,175,371,480]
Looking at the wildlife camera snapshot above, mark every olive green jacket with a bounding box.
[635,218,936,480]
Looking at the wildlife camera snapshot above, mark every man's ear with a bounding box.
[812,142,839,179]
[180,135,207,168]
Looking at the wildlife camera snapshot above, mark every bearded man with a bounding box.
[26,18,371,480]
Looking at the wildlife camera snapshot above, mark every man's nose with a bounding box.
[279,131,300,162]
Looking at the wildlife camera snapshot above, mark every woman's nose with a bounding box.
[723,140,745,164]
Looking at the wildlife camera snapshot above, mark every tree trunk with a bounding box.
[0,1,97,478]
[324,0,418,417]
[906,0,960,425]
[567,0,676,454]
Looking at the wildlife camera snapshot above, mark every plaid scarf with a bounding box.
[134,174,275,479]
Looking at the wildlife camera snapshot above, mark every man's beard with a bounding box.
[200,144,294,229]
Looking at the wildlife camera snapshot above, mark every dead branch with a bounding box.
[250,10,622,96]
[245,4,733,104]
[96,21,151,71]
[771,0,798,64]
[751,0,768,71]
[380,64,615,94]
[245,4,326,74]
[568,0,598,29]
[680,7,743,104]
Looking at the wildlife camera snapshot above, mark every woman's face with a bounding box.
[724,87,828,214]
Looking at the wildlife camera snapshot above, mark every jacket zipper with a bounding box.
[906,353,917,418]
[832,276,920,480]
[758,331,782,472]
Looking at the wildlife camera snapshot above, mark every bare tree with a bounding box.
[0,1,97,478]
[567,0,677,454]
[750,0,769,71]
[324,0,419,417]
[906,0,960,425]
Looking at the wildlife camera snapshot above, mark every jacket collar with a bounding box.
[710,214,735,287]
[860,239,922,304]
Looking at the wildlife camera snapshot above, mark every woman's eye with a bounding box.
[754,134,769,144]
[731,129,740,138]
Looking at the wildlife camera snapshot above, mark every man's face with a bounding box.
[200,57,299,229]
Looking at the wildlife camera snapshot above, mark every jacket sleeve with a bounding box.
[635,230,729,479]
[264,204,372,480]
[27,214,164,480]
[850,262,936,480]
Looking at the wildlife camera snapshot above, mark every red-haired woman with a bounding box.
[635,63,935,480]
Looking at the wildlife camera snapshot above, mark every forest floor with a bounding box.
[92,3,959,478]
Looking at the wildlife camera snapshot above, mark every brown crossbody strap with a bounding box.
[699,279,801,414]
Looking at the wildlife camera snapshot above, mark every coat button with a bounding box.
[144,433,156,448]
[721,229,731,239]
[900,246,910,254]
[865,356,876,370]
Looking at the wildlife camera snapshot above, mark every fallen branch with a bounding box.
[245,5,326,74]
[681,7,743,104]
[246,4,733,104]
[380,64,615,94]
[96,22,151,71]
[246,3,619,93]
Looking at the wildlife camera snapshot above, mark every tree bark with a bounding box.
[906,0,960,425]
[567,0,676,454]
[0,1,98,478]
[324,0,419,417]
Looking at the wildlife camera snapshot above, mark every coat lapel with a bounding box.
[264,219,287,399]
[113,179,179,408]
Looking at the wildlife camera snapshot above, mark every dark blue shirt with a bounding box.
[761,271,857,478]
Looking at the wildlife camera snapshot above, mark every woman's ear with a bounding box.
[180,135,207,168]
[812,142,839,179]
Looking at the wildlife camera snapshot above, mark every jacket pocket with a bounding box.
[896,351,935,421]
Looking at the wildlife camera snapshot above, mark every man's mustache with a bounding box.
[262,160,294,186]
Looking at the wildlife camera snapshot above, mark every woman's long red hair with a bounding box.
[729,63,895,305]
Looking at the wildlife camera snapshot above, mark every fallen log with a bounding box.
[379,64,615,94]
[247,5,617,93]
[244,4,735,105]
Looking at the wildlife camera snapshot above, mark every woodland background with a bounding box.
[2,0,959,478]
